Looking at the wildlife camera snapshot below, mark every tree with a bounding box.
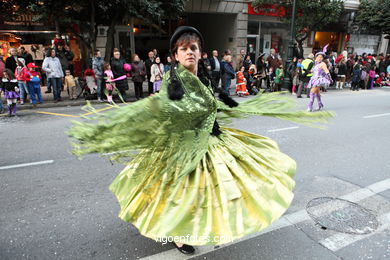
[11,0,186,64]
[97,0,187,61]
[252,0,344,57]
[356,0,390,37]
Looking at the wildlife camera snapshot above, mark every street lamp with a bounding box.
[283,0,298,91]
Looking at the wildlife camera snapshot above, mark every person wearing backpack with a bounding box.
[351,64,362,91]
[297,53,314,98]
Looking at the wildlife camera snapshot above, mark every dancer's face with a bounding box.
[316,55,324,62]
[175,41,200,74]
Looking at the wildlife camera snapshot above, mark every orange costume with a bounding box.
[235,71,249,96]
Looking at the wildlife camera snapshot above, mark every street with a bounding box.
[1,88,390,260]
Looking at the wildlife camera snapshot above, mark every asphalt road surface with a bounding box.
[1,88,390,260]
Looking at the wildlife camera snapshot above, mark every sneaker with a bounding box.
[45,90,51,93]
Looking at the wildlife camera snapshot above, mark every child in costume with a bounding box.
[64,69,77,100]
[26,63,42,106]
[375,72,386,87]
[69,26,333,255]
[235,66,249,96]
[14,58,29,105]
[84,68,97,95]
[1,69,19,116]
[368,67,376,89]
[102,63,128,104]
[307,45,332,112]
[248,64,259,95]
[104,63,115,104]
[153,74,162,93]
[274,63,284,92]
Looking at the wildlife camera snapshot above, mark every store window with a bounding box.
[258,22,289,60]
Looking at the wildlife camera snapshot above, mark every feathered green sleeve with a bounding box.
[67,94,170,163]
[217,91,335,128]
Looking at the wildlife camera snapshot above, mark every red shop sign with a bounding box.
[248,3,286,17]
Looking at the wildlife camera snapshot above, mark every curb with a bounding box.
[9,87,362,111]
[16,100,96,111]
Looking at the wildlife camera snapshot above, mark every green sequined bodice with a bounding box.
[158,64,217,134]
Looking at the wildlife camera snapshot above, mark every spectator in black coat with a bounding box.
[5,48,19,73]
[144,51,155,95]
[56,44,74,75]
[110,48,128,101]
[19,47,33,65]
[209,50,221,87]
[220,54,235,95]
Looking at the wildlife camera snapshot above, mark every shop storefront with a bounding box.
[247,4,290,62]
[0,15,83,76]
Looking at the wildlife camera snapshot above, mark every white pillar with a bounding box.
[378,34,389,54]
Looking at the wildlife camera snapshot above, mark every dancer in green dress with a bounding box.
[68,27,333,255]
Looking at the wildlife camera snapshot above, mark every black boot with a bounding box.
[8,105,12,117]
[172,242,195,255]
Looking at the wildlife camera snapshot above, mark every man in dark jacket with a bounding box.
[209,50,221,88]
[56,44,74,74]
[144,51,155,95]
[111,49,128,101]
[220,54,235,95]
[266,48,280,73]
[19,47,33,65]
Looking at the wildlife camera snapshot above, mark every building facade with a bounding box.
[98,0,389,63]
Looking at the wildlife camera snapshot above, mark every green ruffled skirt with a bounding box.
[109,127,296,245]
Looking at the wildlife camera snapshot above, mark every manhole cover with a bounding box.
[306,197,379,234]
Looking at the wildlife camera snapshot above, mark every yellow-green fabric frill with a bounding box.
[68,64,334,245]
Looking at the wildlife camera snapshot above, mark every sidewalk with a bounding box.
[5,81,348,111]
[12,81,150,111]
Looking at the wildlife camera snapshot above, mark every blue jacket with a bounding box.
[221,61,235,80]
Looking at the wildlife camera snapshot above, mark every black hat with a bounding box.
[169,26,204,52]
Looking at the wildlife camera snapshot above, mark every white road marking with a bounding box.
[141,177,390,260]
[267,126,299,132]
[0,160,54,170]
[319,212,390,251]
[363,113,390,119]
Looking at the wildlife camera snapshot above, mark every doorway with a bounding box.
[247,34,260,63]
